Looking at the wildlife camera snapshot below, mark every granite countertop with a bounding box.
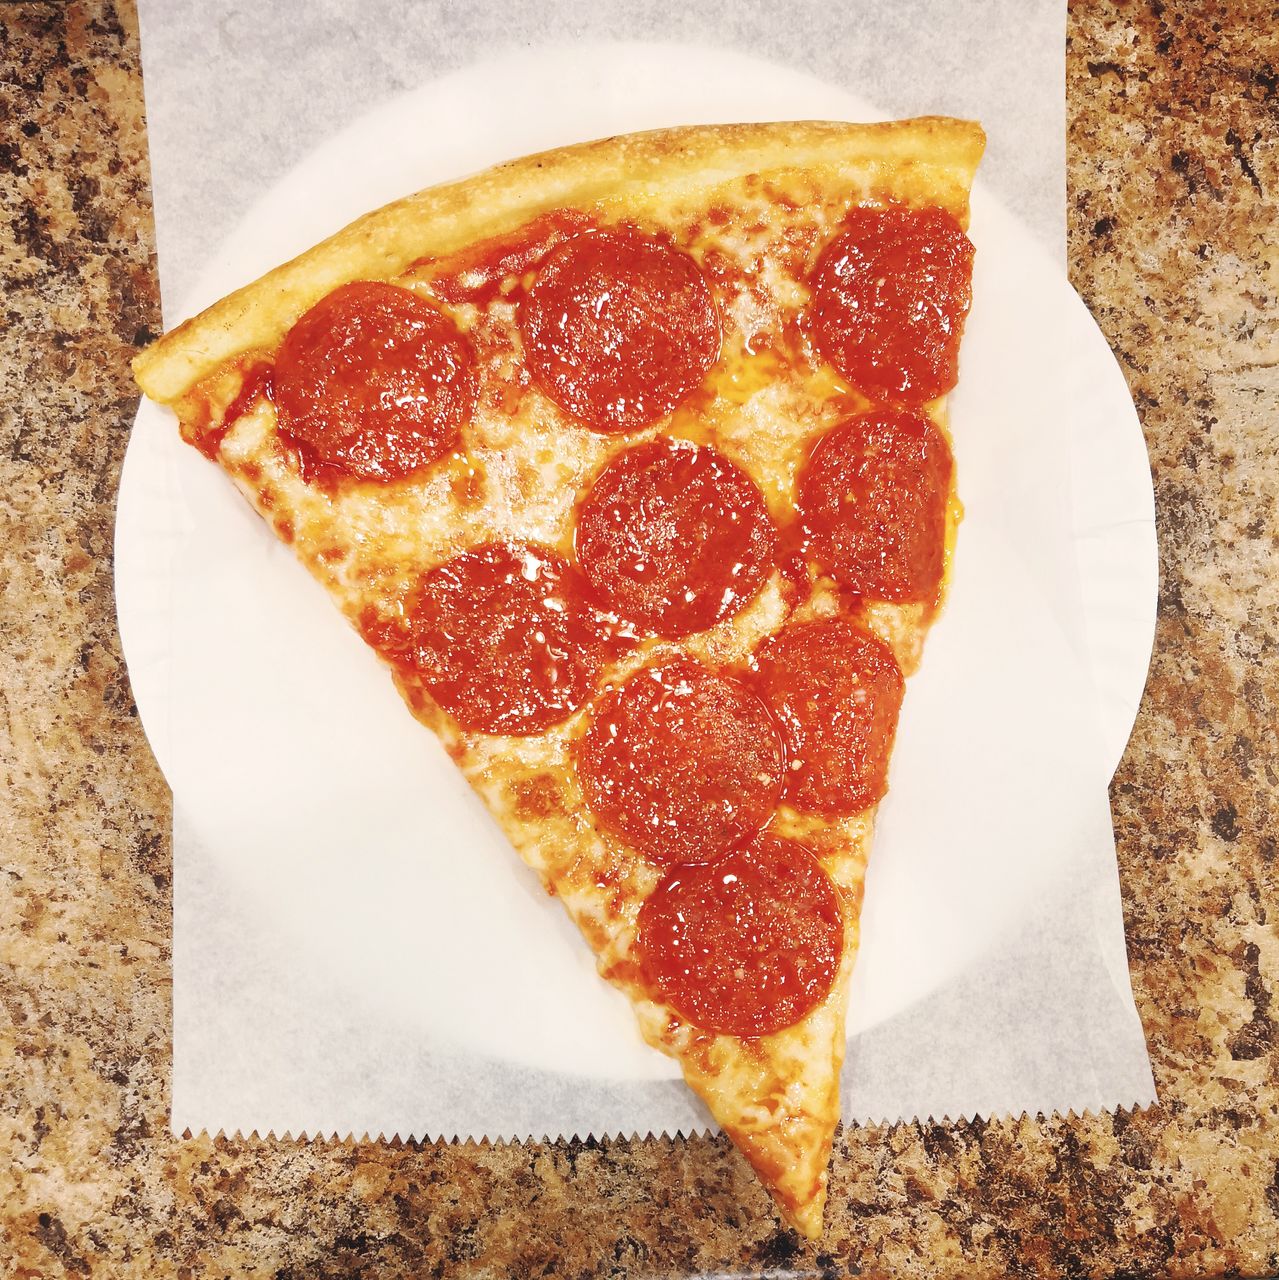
[2,1,1276,1275]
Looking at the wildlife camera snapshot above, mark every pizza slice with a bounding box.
[132,119,983,1236]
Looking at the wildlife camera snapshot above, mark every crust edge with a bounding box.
[132,117,985,402]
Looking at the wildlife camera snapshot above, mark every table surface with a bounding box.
[2,2,1277,1276]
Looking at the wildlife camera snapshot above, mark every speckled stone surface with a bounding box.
[1,1,1276,1275]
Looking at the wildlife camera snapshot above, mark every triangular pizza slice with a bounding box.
[133,120,983,1236]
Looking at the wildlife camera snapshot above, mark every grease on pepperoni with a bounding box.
[575,438,776,637]
[378,542,627,735]
[799,410,953,602]
[637,834,843,1037]
[577,660,783,866]
[751,619,904,816]
[274,281,477,482]
[808,206,974,405]
[520,228,720,432]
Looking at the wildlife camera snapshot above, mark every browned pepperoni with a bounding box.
[808,206,974,405]
[799,410,953,602]
[637,834,844,1037]
[575,438,776,638]
[274,281,477,481]
[520,228,720,432]
[375,542,627,736]
[577,660,783,866]
[750,619,904,816]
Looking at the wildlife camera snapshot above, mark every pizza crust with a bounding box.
[133,118,984,402]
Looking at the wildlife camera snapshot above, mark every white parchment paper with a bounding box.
[138,0,1066,315]
[124,1,1157,1142]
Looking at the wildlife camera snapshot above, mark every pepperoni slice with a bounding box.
[520,228,720,432]
[577,660,783,865]
[808,206,974,405]
[388,542,622,735]
[750,619,904,816]
[274,281,477,482]
[637,834,843,1037]
[799,410,953,602]
[575,439,776,638]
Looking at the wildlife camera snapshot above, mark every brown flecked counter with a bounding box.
[1,2,1276,1275]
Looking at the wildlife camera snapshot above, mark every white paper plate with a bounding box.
[116,44,1156,1085]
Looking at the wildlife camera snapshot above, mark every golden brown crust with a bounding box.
[132,118,984,401]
